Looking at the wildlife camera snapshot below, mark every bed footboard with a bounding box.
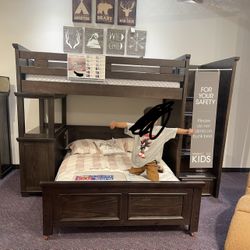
[41,181,204,237]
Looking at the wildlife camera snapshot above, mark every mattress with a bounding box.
[25,75,180,88]
[55,152,179,182]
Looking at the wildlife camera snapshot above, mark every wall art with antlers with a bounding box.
[63,26,83,53]
[118,0,137,26]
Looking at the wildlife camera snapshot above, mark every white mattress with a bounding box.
[55,152,179,182]
[25,75,180,88]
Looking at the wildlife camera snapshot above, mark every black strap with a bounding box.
[129,101,174,140]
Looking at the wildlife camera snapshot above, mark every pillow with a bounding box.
[66,139,98,155]
[95,138,125,155]
[116,138,134,152]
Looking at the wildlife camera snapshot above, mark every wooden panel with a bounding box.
[19,51,67,61]
[57,194,121,221]
[202,179,215,195]
[21,80,183,99]
[67,125,129,143]
[106,56,186,68]
[34,59,48,68]
[54,128,67,174]
[128,193,185,219]
[21,66,66,76]
[160,67,176,74]
[106,71,184,82]
[48,98,55,137]
[181,179,215,196]
[41,181,204,236]
[0,95,11,165]
[0,94,12,178]
[110,64,160,74]
[20,141,54,192]
[200,57,239,69]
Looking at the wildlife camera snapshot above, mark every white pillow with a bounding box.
[95,139,125,155]
[67,139,98,155]
[116,138,134,152]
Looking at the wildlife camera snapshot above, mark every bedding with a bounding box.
[66,139,98,155]
[25,75,181,88]
[116,138,134,152]
[67,138,133,155]
[94,139,125,155]
[67,138,126,155]
[55,152,179,182]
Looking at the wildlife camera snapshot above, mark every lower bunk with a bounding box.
[40,126,204,237]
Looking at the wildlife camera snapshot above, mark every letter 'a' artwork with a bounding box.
[96,0,115,24]
[72,0,92,23]
[118,0,136,26]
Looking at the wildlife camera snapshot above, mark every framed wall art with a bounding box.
[63,26,83,53]
[127,30,147,56]
[118,0,136,26]
[72,0,92,23]
[96,0,115,24]
[85,28,104,54]
[106,29,126,55]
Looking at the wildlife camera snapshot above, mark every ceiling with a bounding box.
[180,0,250,16]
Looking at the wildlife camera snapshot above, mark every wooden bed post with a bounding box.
[39,99,45,133]
[13,44,28,137]
[42,186,53,238]
[62,97,67,126]
[176,55,191,178]
[16,96,25,137]
[48,98,55,137]
[189,187,202,235]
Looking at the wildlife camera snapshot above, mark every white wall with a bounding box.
[223,14,250,168]
[0,0,247,167]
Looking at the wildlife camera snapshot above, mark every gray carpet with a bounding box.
[0,170,248,250]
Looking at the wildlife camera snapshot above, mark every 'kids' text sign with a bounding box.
[190,71,220,168]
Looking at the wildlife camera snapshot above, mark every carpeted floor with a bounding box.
[0,170,248,250]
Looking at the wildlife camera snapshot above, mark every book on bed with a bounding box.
[75,175,114,181]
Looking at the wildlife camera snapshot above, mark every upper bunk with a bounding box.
[13,43,190,100]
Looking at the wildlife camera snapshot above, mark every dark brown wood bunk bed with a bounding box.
[12,43,238,238]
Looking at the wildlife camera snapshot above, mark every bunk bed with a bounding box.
[13,43,205,238]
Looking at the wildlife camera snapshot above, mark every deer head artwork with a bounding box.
[120,1,135,17]
[65,30,81,49]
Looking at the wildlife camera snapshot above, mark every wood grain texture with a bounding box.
[67,125,128,143]
[41,181,204,235]
[21,80,183,99]
[0,93,12,178]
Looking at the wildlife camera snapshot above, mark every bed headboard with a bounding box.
[67,125,129,144]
